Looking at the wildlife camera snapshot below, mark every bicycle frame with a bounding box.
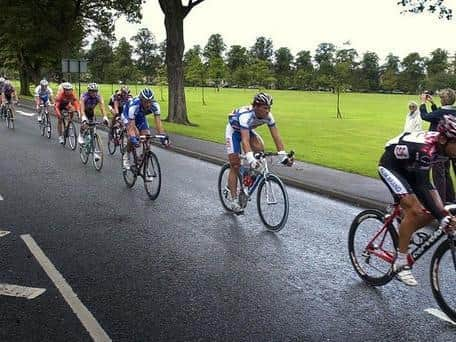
[367,203,452,265]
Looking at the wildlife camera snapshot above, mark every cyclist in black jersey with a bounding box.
[379,115,456,286]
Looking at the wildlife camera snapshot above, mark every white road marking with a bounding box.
[0,284,46,299]
[0,230,11,238]
[425,308,456,325]
[21,234,111,342]
[16,110,34,117]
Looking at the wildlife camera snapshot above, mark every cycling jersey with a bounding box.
[122,97,160,131]
[54,91,80,118]
[109,91,131,114]
[3,85,15,97]
[379,131,448,220]
[0,82,4,94]
[228,106,276,131]
[81,92,101,110]
[34,86,53,103]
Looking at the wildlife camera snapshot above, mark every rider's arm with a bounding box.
[269,126,285,152]
[78,96,85,119]
[153,115,165,134]
[113,100,119,115]
[240,128,252,153]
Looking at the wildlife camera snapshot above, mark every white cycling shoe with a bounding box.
[58,136,64,144]
[77,135,85,145]
[93,153,101,162]
[393,264,418,286]
[122,154,131,170]
[37,115,42,123]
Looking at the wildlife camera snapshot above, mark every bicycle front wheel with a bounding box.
[143,151,161,200]
[348,209,398,286]
[108,130,116,155]
[92,134,104,171]
[67,121,77,150]
[122,152,137,188]
[40,111,45,136]
[430,238,456,322]
[256,173,289,232]
[120,130,127,155]
[79,134,89,165]
[46,114,52,139]
[7,109,14,129]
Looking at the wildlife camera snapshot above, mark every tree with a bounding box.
[207,57,226,91]
[295,51,313,72]
[426,48,449,75]
[331,47,357,118]
[158,0,206,125]
[0,0,142,95]
[398,0,452,19]
[274,47,294,89]
[250,37,274,64]
[85,36,114,83]
[203,33,226,60]
[226,45,249,73]
[399,52,426,93]
[380,53,401,91]
[184,49,207,104]
[315,43,336,89]
[360,52,380,91]
[132,28,161,82]
[112,38,140,83]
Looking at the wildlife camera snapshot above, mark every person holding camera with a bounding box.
[420,88,456,203]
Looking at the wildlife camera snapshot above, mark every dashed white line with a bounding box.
[0,284,46,299]
[425,308,456,325]
[16,110,34,117]
[21,234,111,341]
[0,230,10,238]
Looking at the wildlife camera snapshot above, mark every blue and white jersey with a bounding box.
[34,86,53,102]
[121,97,160,125]
[228,106,276,131]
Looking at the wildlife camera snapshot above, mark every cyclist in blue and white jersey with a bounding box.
[0,77,5,114]
[34,79,54,123]
[225,92,293,212]
[121,88,169,170]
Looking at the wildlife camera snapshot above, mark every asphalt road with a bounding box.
[0,108,455,341]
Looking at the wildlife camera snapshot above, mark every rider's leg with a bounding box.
[123,124,140,169]
[250,131,265,153]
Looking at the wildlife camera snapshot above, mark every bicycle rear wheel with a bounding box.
[256,173,289,232]
[430,238,456,322]
[67,121,77,150]
[217,163,243,212]
[143,151,161,200]
[92,134,104,171]
[348,209,398,286]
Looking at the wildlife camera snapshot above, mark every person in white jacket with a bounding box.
[403,101,422,133]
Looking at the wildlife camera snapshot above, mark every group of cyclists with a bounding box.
[6,75,456,290]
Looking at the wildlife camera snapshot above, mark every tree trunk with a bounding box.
[201,84,206,105]
[336,86,343,119]
[19,67,31,96]
[163,10,190,124]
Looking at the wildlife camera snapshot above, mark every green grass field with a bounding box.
[15,81,430,178]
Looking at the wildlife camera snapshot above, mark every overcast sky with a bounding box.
[113,0,456,62]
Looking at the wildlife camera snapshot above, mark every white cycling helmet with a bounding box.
[253,92,273,107]
[87,82,98,91]
[139,88,155,101]
[62,82,73,90]
[40,79,48,86]
[0,77,5,83]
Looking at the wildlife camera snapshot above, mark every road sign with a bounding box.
[61,59,87,73]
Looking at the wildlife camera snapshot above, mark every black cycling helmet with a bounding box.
[252,92,273,107]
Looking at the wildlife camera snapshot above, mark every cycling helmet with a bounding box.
[62,82,73,90]
[139,88,154,100]
[0,77,5,83]
[253,92,273,107]
[120,85,129,94]
[87,82,98,91]
[40,79,48,86]
[438,115,456,139]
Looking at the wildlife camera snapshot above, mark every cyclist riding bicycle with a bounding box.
[379,114,456,286]
[108,86,132,133]
[1,80,19,118]
[225,92,294,213]
[121,88,169,170]
[34,79,54,123]
[54,82,80,144]
[0,77,5,107]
